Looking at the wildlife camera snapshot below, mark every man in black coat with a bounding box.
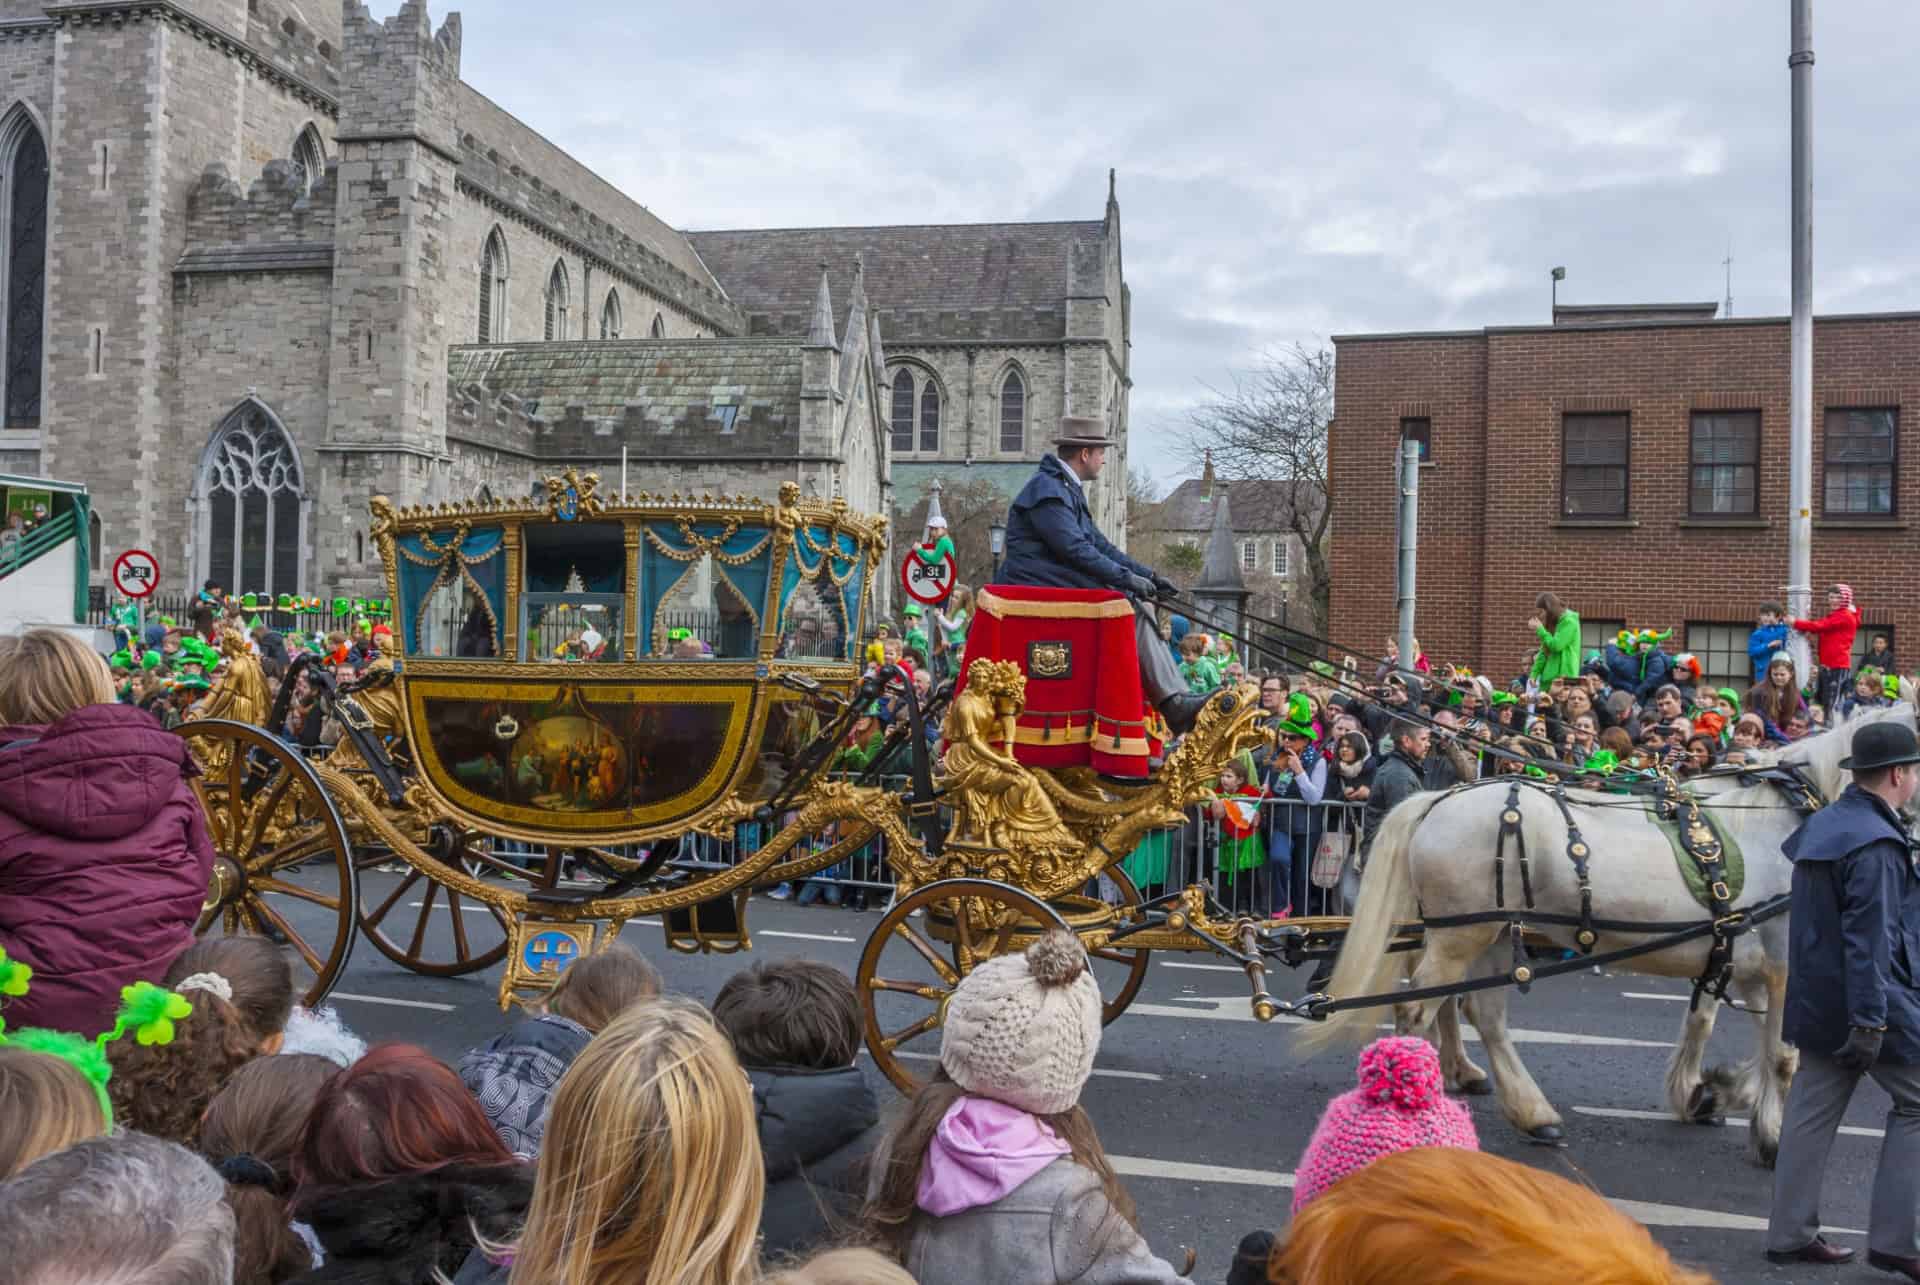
[999,416,1209,732]
[1765,719,1920,1277]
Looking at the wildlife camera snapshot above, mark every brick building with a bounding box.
[0,0,1128,600]
[1330,305,1917,687]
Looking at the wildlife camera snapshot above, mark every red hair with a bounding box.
[292,1044,512,1197]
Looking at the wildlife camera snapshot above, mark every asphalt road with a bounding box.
[291,872,1894,1285]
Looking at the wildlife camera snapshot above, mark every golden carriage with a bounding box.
[182,472,1281,1088]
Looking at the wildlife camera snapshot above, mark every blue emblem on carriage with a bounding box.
[523,930,581,975]
[556,486,580,522]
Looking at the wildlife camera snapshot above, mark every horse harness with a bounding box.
[1325,764,1829,1019]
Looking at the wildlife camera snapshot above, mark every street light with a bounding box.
[1550,265,1566,318]
[988,521,1006,583]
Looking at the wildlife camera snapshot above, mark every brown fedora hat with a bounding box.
[1054,414,1116,448]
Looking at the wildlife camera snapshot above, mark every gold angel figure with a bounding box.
[193,626,272,727]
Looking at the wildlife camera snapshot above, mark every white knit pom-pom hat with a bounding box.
[938,929,1103,1116]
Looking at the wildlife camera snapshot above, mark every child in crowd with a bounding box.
[293,1044,532,1284]
[712,959,882,1259]
[1179,631,1221,694]
[0,1044,109,1179]
[1271,1147,1714,1283]
[106,935,294,1143]
[459,945,662,1158]
[760,1247,917,1285]
[1747,653,1807,735]
[1210,752,1267,913]
[474,999,764,1285]
[1856,630,1897,681]
[1793,583,1862,715]
[199,1052,339,1283]
[1749,601,1789,682]
[863,931,1190,1284]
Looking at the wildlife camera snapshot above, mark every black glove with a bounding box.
[1835,1025,1885,1072]
[1226,1230,1276,1285]
[1123,573,1156,598]
[1152,572,1177,596]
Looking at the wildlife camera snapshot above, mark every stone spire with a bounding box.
[805,263,838,349]
[869,312,888,377]
[1197,481,1244,592]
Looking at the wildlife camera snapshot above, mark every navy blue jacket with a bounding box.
[999,454,1157,591]
[1602,642,1673,702]
[1783,784,1920,1064]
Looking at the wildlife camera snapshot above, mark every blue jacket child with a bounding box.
[1782,783,1920,1065]
[1750,621,1790,683]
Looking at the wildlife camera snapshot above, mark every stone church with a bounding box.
[0,0,1131,597]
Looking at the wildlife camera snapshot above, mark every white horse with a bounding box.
[1299,703,1916,1167]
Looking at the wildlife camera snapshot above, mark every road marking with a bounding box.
[1108,1153,1856,1232]
[408,901,500,916]
[759,930,857,943]
[1130,997,1670,1047]
[1575,1105,1885,1139]
[329,992,457,1012]
[1622,991,1689,1002]
[866,1050,1163,1083]
[1157,961,1247,973]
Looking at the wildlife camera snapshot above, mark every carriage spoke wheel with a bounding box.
[1089,865,1152,1026]
[857,879,1074,1094]
[178,720,357,1007]
[355,830,511,977]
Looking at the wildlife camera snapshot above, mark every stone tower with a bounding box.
[318,0,462,586]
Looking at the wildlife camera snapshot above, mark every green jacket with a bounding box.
[1530,610,1581,684]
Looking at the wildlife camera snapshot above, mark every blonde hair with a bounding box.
[760,1248,917,1285]
[1272,1148,1715,1284]
[0,1046,109,1179]
[506,998,764,1285]
[0,629,113,725]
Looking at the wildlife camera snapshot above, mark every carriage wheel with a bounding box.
[1091,865,1152,1026]
[355,830,510,977]
[177,720,357,1007]
[857,879,1073,1094]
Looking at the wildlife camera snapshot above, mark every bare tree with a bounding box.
[1179,342,1334,629]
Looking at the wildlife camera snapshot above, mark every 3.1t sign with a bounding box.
[112,548,160,599]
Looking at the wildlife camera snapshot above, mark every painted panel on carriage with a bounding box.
[401,672,760,833]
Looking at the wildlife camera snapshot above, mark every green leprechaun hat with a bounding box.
[1276,692,1317,739]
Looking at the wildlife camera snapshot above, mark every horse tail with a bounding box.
[1296,792,1442,1057]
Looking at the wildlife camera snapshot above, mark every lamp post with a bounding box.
[988,521,1006,584]
[1550,265,1566,318]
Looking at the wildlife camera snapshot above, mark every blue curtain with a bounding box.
[396,527,505,654]
[640,521,773,654]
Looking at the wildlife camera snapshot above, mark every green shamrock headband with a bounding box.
[0,948,196,1129]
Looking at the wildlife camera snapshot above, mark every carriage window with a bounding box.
[524,594,622,662]
[522,521,626,661]
[778,568,849,662]
[417,577,498,658]
[653,552,758,659]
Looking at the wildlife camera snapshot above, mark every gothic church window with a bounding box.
[600,289,622,339]
[0,108,46,429]
[998,368,1025,454]
[478,227,509,342]
[544,262,570,340]
[650,313,666,338]
[291,124,326,193]
[887,366,942,455]
[196,399,306,596]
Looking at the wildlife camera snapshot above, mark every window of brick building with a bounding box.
[1689,411,1758,515]
[1684,623,1753,690]
[1562,414,1629,518]
[1580,617,1625,659]
[1822,407,1897,517]
[999,369,1026,453]
[1852,627,1897,672]
[1271,539,1288,576]
[1400,416,1432,464]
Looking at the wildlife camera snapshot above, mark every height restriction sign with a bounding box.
[112,548,160,599]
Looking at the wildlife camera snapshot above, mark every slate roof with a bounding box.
[687,222,1107,341]
[1152,478,1322,534]
[175,242,333,274]
[447,340,803,423]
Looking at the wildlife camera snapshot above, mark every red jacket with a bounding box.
[0,704,214,1036]
[1793,606,1862,670]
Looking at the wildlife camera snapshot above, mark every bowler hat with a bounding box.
[1839,720,1920,773]
[1053,414,1116,448]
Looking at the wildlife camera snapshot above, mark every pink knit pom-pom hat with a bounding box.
[1290,1035,1478,1214]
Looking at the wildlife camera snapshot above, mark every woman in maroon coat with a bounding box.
[0,629,215,1036]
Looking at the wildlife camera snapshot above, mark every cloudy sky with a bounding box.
[377,0,1917,485]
